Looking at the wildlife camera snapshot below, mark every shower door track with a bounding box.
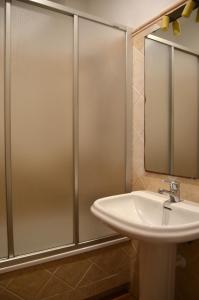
[2,0,132,273]
[0,236,129,273]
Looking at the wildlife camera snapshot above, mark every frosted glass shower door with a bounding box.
[11,1,74,255]
[79,19,126,242]
[0,0,8,258]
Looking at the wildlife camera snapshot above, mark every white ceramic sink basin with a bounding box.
[91,190,199,300]
[91,190,199,243]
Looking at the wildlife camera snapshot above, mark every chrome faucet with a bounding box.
[158,179,181,205]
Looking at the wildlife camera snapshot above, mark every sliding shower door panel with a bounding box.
[0,0,8,258]
[11,1,74,255]
[79,19,126,242]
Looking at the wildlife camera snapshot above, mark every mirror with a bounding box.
[144,8,199,178]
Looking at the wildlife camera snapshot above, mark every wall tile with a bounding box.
[54,258,91,288]
[37,276,73,300]
[0,289,23,300]
[7,268,51,300]
[0,242,134,300]
[0,274,14,288]
[90,247,129,275]
[78,264,107,287]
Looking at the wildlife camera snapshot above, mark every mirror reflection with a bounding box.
[145,8,199,178]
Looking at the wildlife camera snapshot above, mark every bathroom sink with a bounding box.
[91,191,199,243]
[91,190,199,300]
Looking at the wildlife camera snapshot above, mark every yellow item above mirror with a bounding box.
[161,15,170,31]
[182,0,196,17]
[172,20,181,36]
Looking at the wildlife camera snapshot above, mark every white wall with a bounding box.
[51,0,179,29]
[51,0,89,12]
[85,0,178,28]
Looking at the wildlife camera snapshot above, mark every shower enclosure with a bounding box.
[0,0,131,269]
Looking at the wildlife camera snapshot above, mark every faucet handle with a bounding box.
[163,178,180,192]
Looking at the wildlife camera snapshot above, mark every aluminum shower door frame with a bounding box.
[2,0,132,272]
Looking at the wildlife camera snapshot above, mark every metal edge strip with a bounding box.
[73,14,79,245]
[143,38,147,174]
[4,0,14,259]
[125,29,133,192]
[170,46,175,175]
[0,237,129,274]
